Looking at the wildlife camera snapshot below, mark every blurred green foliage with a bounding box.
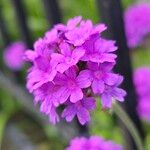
[1,0,150,149]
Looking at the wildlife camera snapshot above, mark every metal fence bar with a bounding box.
[96,0,144,149]
[43,0,62,25]
[11,0,32,48]
[0,4,11,47]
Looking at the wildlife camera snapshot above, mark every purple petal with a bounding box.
[70,88,83,103]
[72,47,85,61]
[104,73,119,86]
[67,16,82,30]
[77,107,90,125]
[48,105,59,124]
[54,23,66,31]
[62,105,76,122]
[112,87,126,102]
[59,42,72,56]
[54,73,67,85]
[100,62,115,72]
[44,29,58,44]
[92,24,107,34]
[87,62,99,71]
[95,38,117,53]
[101,93,112,108]
[35,56,49,71]
[24,50,37,61]
[76,70,91,88]
[51,53,64,63]
[56,63,70,73]
[40,99,52,115]
[115,75,124,86]
[92,80,105,94]
[99,53,117,63]
[82,97,96,110]
[55,87,70,103]
[65,67,77,79]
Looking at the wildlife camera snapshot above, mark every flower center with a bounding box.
[94,71,103,79]
[65,57,73,64]
[67,79,77,90]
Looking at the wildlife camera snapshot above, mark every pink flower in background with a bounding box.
[25,16,126,125]
[134,67,150,122]
[3,41,26,70]
[66,136,123,150]
[124,3,150,48]
[137,97,150,122]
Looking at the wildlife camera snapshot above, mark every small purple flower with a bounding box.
[65,20,93,46]
[66,136,123,150]
[82,35,117,63]
[124,2,150,48]
[62,97,96,125]
[51,42,85,73]
[54,67,91,103]
[25,16,126,125]
[3,41,26,70]
[100,76,126,108]
[25,39,58,92]
[26,58,57,92]
[86,62,118,94]
[33,82,60,124]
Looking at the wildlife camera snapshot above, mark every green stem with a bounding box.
[113,102,144,150]
[0,113,9,149]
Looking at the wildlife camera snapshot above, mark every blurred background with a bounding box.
[0,0,150,150]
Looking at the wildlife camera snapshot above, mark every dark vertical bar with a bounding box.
[96,0,144,150]
[0,4,11,47]
[0,4,11,69]
[43,0,61,25]
[11,0,32,48]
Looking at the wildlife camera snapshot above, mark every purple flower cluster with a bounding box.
[134,67,150,122]
[25,16,126,124]
[3,41,26,71]
[124,2,150,48]
[66,136,123,150]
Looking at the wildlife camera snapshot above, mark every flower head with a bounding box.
[66,136,123,150]
[25,16,126,125]
[124,2,150,48]
[3,41,26,70]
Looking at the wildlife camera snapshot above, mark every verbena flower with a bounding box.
[25,16,126,125]
[66,136,123,150]
[134,67,150,122]
[3,41,26,70]
[62,97,96,125]
[124,2,150,48]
